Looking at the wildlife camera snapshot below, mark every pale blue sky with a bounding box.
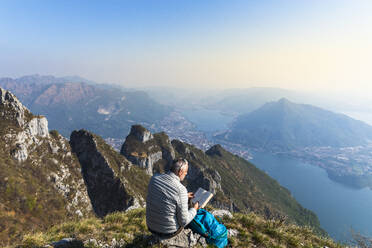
[1,0,371,95]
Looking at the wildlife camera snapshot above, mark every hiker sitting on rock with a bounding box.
[146,158,199,237]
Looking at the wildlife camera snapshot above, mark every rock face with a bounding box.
[0,87,92,246]
[70,129,149,217]
[172,140,222,195]
[121,125,175,175]
[130,124,154,142]
[1,87,50,162]
[10,116,49,162]
[0,87,27,127]
[26,117,49,138]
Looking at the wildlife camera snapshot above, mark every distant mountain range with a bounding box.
[216,98,372,151]
[0,75,172,138]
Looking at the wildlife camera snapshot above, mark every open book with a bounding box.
[191,188,213,208]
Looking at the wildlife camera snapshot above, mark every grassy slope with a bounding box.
[19,208,342,248]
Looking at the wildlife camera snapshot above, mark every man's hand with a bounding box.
[193,201,200,210]
[188,192,194,199]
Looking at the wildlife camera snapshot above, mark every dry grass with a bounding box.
[224,212,343,248]
[19,208,149,247]
[17,208,345,248]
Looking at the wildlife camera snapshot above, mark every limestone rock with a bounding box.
[26,116,49,138]
[70,129,145,217]
[149,228,207,248]
[0,87,27,127]
[11,143,28,162]
[0,87,50,162]
[228,229,239,238]
[121,125,175,175]
[129,150,162,175]
[211,209,233,219]
[129,124,154,143]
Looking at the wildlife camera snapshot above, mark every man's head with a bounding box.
[171,158,188,181]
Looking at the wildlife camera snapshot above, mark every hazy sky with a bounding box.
[1,0,371,95]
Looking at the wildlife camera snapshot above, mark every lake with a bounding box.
[251,151,372,242]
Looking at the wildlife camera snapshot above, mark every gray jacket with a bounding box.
[146,172,196,234]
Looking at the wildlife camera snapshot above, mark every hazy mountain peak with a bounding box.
[277,97,291,104]
[218,99,372,151]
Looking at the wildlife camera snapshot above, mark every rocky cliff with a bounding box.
[70,129,150,217]
[0,87,92,246]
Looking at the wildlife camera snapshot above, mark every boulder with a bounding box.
[51,238,84,248]
[148,228,207,248]
[211,209,233,219]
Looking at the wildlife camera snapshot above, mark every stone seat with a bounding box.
[148,228,207,248]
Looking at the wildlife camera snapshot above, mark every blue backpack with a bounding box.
[188,209,228,248]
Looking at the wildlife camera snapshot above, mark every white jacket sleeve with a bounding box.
[176,185,197,227]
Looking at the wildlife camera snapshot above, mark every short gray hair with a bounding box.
[171,158,188,174]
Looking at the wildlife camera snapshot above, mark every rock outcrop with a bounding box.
[1,87,50,162]
[129,124,154,142]
[148,229,207,248]
[70,129,150,217]
[0,87,27,127]
[172,140,222,195]
[121,125,175,175]
[0,87,92,245]
[10,116,49,162]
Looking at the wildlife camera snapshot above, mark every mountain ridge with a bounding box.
[217,98,372,151]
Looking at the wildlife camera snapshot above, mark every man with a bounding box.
[146,158,199,237]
